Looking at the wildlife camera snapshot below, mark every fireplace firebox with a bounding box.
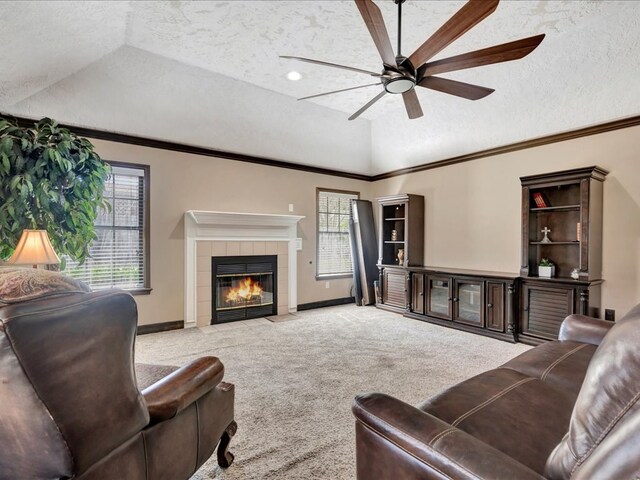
[211,255,277,324]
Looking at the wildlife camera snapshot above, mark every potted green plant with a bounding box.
[538,258,555,278]
[0,116,111,266]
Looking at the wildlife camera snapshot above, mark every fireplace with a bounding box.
[211,255,277,323]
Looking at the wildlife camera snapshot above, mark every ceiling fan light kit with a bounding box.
[383,74,415,94]
[281,0,545,120]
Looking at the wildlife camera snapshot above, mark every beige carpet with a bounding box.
[135,305,530,480]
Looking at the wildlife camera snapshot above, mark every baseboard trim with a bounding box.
[137,320,184,335]
[297,297,355,311]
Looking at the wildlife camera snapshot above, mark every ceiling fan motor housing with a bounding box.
[383,58,416,94]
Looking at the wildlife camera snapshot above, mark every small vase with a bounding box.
[391,229,398,241]
[397,249,405,265]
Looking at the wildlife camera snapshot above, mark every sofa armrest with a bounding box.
[353,393,543,480]
[142,356,224,422]
[559,314,614,346]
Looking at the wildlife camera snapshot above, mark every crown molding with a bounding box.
[371,115,640,181]
[4,113,639,182]
[4,114,371,182]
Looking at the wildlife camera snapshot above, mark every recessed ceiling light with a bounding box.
[286,71,302,81]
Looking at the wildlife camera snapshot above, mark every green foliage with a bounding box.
[539,258,554,267]
[0,116,111,264]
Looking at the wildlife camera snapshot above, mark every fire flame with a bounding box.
[225,277,263,303]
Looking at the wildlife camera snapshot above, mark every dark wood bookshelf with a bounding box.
[376,194,424,313]
[377,194,424,268]
[519,166,607,344]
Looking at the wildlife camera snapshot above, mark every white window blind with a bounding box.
[317,189,358,277]
[63,165,147,290]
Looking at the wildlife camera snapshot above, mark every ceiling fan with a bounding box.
[281,0,544,120]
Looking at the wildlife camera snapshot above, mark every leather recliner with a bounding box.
[353,304,640,479]
[0,288,236,480]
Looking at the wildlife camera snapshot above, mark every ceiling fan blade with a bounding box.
[298,83,382,101]
[354,0,396,66]
[420,34,545,77]
[418,76,494,100]
[402,89,424,119]
[280,55,382,76]
[407,0,499,69]
[348,90,387,120]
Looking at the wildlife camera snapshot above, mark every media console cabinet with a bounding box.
[377,264,599,344]
[379,265,519,342]
[376,167,606,345]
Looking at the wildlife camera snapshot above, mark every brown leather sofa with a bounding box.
[353,304,640,479]
[0,286,236,480]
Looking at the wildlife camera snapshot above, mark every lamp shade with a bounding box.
[8,230,61,265]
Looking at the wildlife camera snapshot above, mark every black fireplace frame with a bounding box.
[211,255,278,324]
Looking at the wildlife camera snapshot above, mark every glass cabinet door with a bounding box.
[427,276,451,319]
[453,280,483,326]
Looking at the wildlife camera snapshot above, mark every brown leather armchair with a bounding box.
[0,286,236,480]
[353,305,640,479]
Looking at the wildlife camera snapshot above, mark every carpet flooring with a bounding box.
[135,305,530,480]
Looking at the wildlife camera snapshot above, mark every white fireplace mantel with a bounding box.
[184,210,304,327]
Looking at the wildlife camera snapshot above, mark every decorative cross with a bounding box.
[541,227,551,243]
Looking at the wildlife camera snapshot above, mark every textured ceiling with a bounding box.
[1,1,639,175]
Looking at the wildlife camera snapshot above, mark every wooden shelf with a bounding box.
[529,275,580,281]
[384,217,405,221]
[530,241,579,245]
[530,205,580,212]
[384,240,405,244]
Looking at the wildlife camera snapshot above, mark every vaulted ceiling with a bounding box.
[1,1,639,175]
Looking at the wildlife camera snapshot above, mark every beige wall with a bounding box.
[89,139,370,326]
[90,123,640,326]
[370,125,640,318]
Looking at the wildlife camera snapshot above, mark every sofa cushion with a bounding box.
[0,267,90,304]
[418,368,576,474]
[500,340,596,398]
[545,308,640,479]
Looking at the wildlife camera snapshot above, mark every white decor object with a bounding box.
[184,211,304,327]
[538,265,555,278]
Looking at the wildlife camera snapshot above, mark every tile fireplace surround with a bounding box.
[184,211,304,327]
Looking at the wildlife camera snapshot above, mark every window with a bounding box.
[64,162,150,293]
[316,188,359,278]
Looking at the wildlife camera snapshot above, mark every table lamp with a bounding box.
[8,230,61,269]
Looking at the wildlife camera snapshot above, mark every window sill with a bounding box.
[315,274,353,281]
[125,287,153,296]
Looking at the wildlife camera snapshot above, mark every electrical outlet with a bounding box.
[605,309,615,321]
[288,203,294,212]
[325,281,330,289]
